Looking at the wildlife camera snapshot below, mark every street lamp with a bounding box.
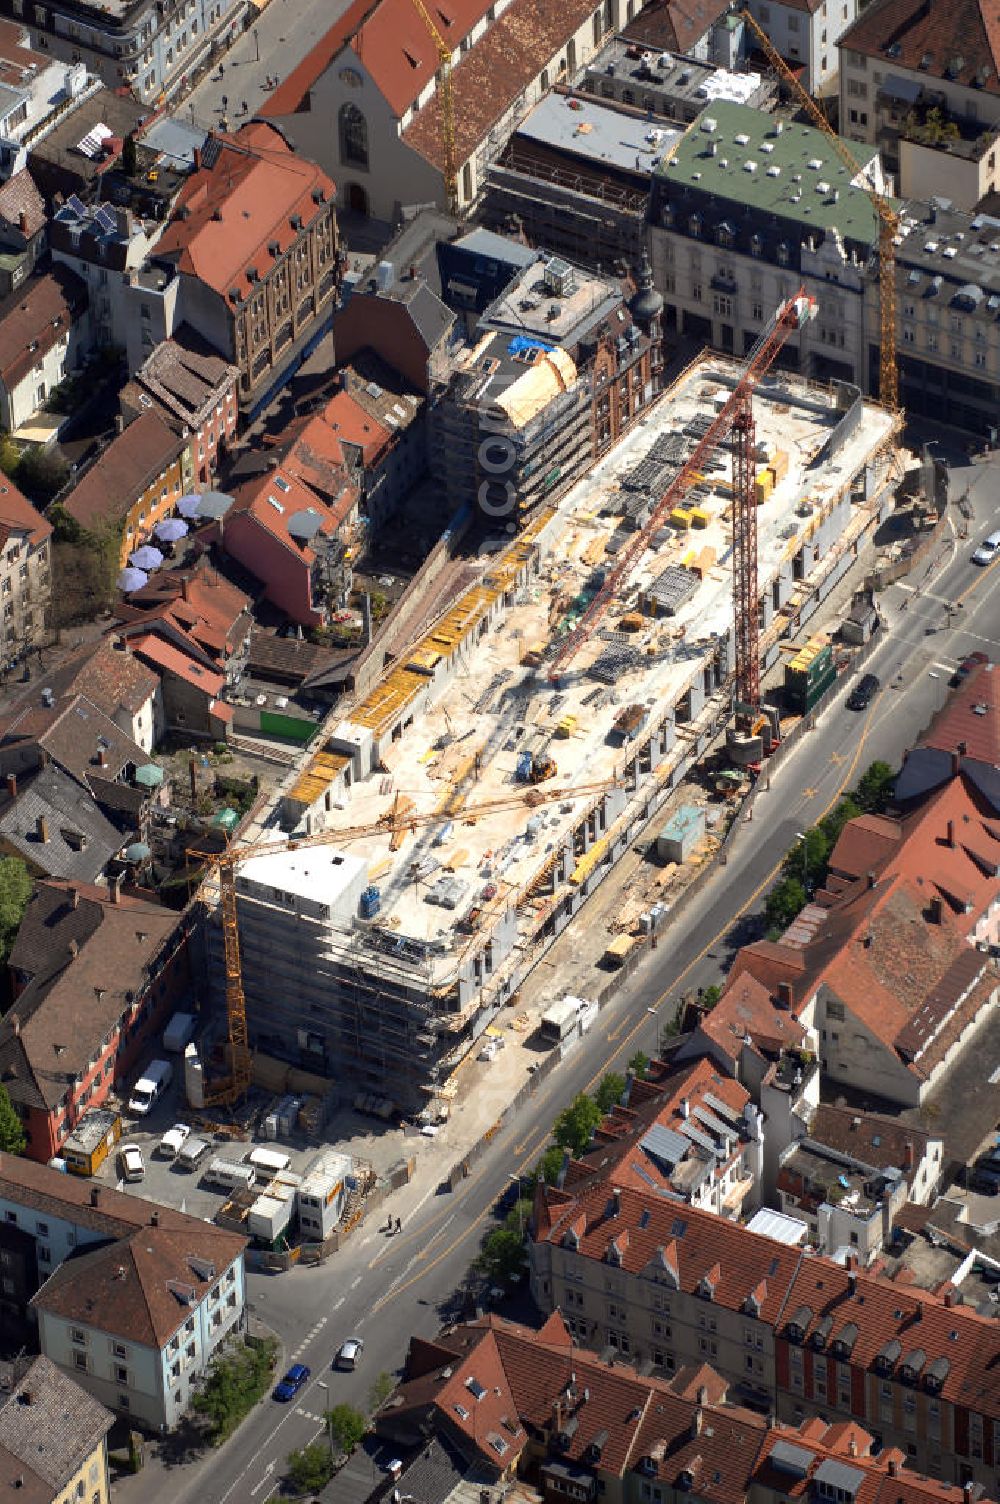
[646,1005,658,1059]
[795,830,808,893]
[316,1381,333,1464]
[252,27,259,61]
[507,1173,524,1238]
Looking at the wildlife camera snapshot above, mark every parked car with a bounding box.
[158,1123,191,1158]
[273,1364,311,1401]
[847,673,880,711]
[118,1144,145,1183]
[972,530,1000,565]
[950,650,989,687]
[335,1338,364,1371]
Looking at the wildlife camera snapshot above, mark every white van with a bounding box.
[128,1059,173,1117]
[204,1158,257,1192]
[177,1136,211,1171]
[246,1147,291,1179]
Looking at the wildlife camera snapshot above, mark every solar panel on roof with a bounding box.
[703,1091,741,1124]
[94,204,117,234]
[66,193,86,217]
[693,1104,733,1139]
[640,1123,688,1169]
[678,1120,717,1154]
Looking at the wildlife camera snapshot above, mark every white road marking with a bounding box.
[333,1295,345,1309]
[351,1275,363,1288]
[249,1462,274,1497]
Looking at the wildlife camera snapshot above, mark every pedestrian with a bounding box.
[395,1216,402,1233]
[241,98,248,114]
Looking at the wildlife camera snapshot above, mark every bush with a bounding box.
[325,1403,367,1456]
[552,1093,602,1155]
[287,1441,334,1495]
[192,1338,277,1444]
[764,876,807,934]
[594,1072,626,1113]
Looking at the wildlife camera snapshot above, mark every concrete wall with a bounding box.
[898,137,997,214]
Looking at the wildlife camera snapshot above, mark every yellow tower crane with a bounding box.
[410,0,459,213]
[740,8,900,415]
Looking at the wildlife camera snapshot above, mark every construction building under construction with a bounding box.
[210,356,895,1110]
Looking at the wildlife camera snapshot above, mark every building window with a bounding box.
[339,103,369,169]
[692,283,703,302]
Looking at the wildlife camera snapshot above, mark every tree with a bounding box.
[764,876,807,935]
[818,795,861,851]
[529,1142,566,1189]
[325,1403,367,1458]
[475,1225,527,1284]
[14,445,68,506]
[368,1370,395,1413]
[628,1050,650,1079]
[0,1083,25,1155]
[782,825,828,888]
[594,1072,626,1113]
[552,1092,602,1155]
[287,1441,334,1494]
[0,856,31,964]
[854,760,895,815]
[192,1339,277,1444]
[700,983,722,1009]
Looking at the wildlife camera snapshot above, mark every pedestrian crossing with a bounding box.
[289,1314,328,1361]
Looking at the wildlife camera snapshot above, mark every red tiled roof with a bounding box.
[116,565,252,666]
[920,661,1000,763]
[0,475,50,549]
[62,411,183,531]
[402,0,600,171]
[229,464,348,562]
[827,812,901,880]
[351,0,494,117]
[0,19,49,86]
[839,0,1000,96]
[154,123,336,300]
[701,972,806,1061]
[623,0,730,53]
[128,633,224,698]
[0,168,46,241]
[0,266,87,392]
[322,388,392,464]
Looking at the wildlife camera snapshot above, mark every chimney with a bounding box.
[18,211,27,234]
[888,1460,900,1478]
[553,1396,564,1434]
[70,887,79,910]
[68,939,78,958]
[109,874,121,905]
[90,1187,100,1207]
[679,1096,690,1118]
[5,773,15,799]
[946,819,955,848]
[867,870,876,888]
[929,895,943,925]
[963,1485,975,1503]
[193,145,202,170]
[942,1284,957,1308]
[951,750,961,776]
[903,1140,915,1171]
[691,1405,703,1438]
[151,1209,159,1226]
[697,1385,708,1407]
[37,814,49,844]
[181,577,191,601]
[845,1252,859,1272]
[10,1015,19,1037]
[847,1271,857,1295]
[97,748,108,768]
[114,634,129,653]
[611,1187,622,1215]
[847,1436,857,1458]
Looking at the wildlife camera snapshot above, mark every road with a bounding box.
[172,0,343,135]
[117,457,1000,1503]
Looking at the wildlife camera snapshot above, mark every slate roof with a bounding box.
[807,1104,937,1180]
[62,411,184,532]
[838,0,1000,97]
[0,763,123,882]
[0,267,87,393]
[0,169,46,242]
[0,1355,113,1493]
[154,123,335,299]
[31,1221,246,1348]
[40,638,159,721]
[0,689,149,796]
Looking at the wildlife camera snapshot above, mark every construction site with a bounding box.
[205,346,896,1113]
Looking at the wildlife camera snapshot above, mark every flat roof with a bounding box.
[480,251,625,348]
[237,845,368,902]
[517,90,682,178]
[586,36,769,108]
[659,101,885,245]
[746,1207,810,1245]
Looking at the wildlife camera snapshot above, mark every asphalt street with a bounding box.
[116,458,1000,1503]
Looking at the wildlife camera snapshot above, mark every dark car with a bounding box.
[273,1363,311,1401]
[950,650,989,688]
[847,673,880,711]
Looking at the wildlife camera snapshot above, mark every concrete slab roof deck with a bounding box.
[660,101,888,246]
[515,91,683,177]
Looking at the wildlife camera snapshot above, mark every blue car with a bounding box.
[273,1363,311,1401]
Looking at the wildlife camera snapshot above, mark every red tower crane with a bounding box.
[547,291,818,712]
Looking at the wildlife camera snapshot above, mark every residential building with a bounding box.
[0,20,98,181]
[0,0,248,106]
[0,266,88,434]
[581,38,775,124]
[114,561,253,683]
[119,329,239,486]
[334,267,456,395]
[0,1355,113,1504]
[621,0,734,58]
[648,102,881,380]
[29,637,162,754]
[838,0,1000,165]
[531,1177,1000,1490]
[898,656,1000,807]
[22,88,145,203]
[744,0,858,97]
[144,123,340,417]
[801,1105,943,1205]
[0,762,125,881]
[0,474,52,663]
[0,877,189,1161]
[0,168,47,295]
[774,1138,910,1263]
[560,1055,763,1219]
[224,452,357,629]
[322,359,423,528]
[49,197,160,356]
[61,410,193,568]
[0,1157,246,1431]
[259,0,631,219]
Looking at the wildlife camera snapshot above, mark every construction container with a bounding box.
[618,612,644,633]
[754,471,773,505]
[689,506,710,529]
[246,1147,292,1180]
[771,448,789,482]
[248,1179,298,1245]
[359,885,381,919]
[784,635,837,714]
[607,704,648,747]
[603,933,637,967]
[297,1150,352,1240]
[656,804,706,864]
[670,507,692,529]
[555,714,577,739]
[62,1108,121,1177]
